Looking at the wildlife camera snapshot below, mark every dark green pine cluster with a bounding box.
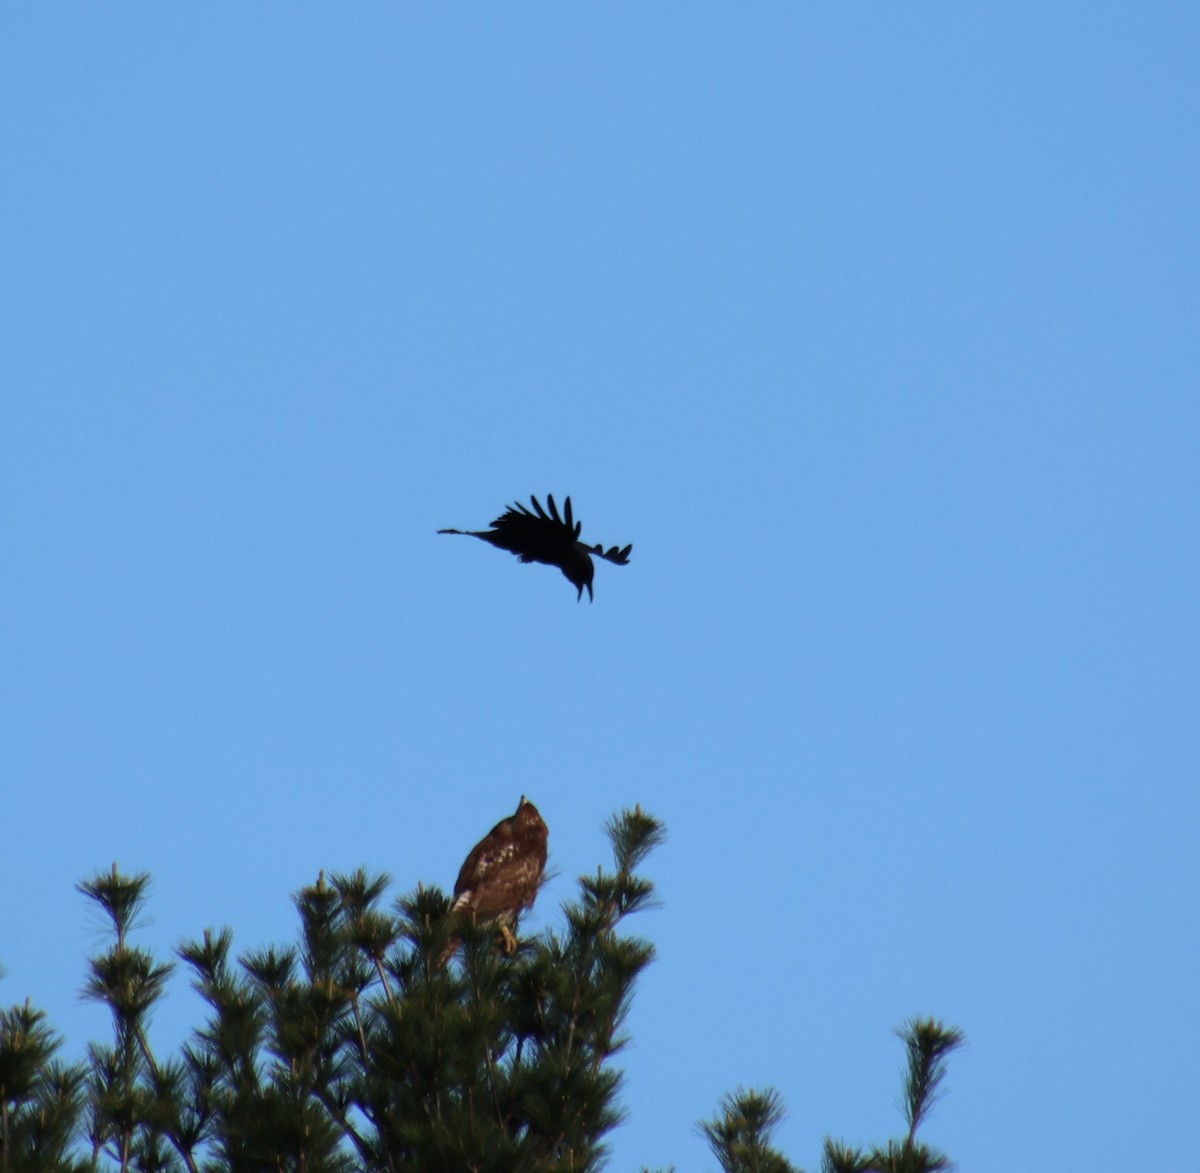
[0,809,962,1172]
[0,809,663,1172]
[696,1019,965,1173]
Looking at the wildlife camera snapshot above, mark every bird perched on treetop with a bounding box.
[442,796,549,962]
[438,494,632,601]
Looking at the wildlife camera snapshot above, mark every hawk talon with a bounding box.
[499,923,519,955]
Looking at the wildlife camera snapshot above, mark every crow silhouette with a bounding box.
[438,494,632,601]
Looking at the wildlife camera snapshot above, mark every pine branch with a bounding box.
[821,1019,965,1173]
[898,1018,964,1147]
[76,865,152,952]
[700,1087,800,1173]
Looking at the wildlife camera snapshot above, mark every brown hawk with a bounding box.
[438,493,632,601]
[443,796,549,961]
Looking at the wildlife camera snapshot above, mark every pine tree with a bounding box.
[0,809,963,1171]
[697,1020,965,1173]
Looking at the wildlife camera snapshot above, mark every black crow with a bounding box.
[438,494,632,601]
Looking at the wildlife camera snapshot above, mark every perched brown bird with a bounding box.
[438,494,632,601]
[443,796,549,962]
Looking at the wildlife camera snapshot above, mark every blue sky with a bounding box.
[2,5,1197,1169]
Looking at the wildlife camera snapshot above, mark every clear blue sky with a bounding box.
[2,6,1197,1169]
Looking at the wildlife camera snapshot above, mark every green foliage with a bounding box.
[0,812,963,1172]
[820,1019,965,1173]
[0,1001,89,1172]
[697,1020,964,1173]
[1,809,664,1172]
[700,1087,799,1173]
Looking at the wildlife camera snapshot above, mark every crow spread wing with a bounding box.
[486,494,580,562]
[438,493,632,600]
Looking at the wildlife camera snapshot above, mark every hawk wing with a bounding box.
[453,828,522,907]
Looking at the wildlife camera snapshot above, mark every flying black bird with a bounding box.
[438,494,632,601]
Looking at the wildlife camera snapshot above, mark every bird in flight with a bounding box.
[438,494,632,601]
